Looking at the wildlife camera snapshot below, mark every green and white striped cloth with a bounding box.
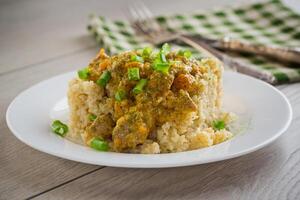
[88,0,300,84]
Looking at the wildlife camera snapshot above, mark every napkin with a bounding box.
[87,0,300,84]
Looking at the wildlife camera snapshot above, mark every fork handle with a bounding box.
[177,35,223,61]
[218,37,300,64]
[177,35,275,83]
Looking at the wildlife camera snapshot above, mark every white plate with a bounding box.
[6,71,292,168]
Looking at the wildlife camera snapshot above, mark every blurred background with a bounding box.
[0,0,297,72]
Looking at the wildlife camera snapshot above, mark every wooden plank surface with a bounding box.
[0,47,100,200]
[31,84,300,200]
[1,0,299,199]
[0,0,256,74]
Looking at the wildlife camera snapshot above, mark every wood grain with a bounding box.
[0,0,254,74]
[0,47,100,200]
[30,84,300,200]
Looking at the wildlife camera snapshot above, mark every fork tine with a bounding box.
[130,2,163,36]
[128,4,149,35]
[128,2,175,44]
[134,3,158,35]
[137,2,163,32]
[128,5,139,21]
[130,3,149,32]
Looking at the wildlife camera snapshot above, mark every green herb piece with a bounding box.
[133,79,148,95]
[128,67,140,81]
[131,55,144,62]
[161,43,170,54]
[153,62,170,74]
[160,52,167,63]
[51,120,68,137]
[178,50,192,58]
[88,114,97,121]
[96,70,111,87]
[151,43,171,74]
[115,89,126,102]
[77,68,90,80]
[212,120,226,130]
[90,137,109,151]
[142,47,153,57]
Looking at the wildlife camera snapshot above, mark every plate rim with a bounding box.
[6,71,293,168]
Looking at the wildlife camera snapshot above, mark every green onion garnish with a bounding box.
[51,120,68,137]
[133,79,148,95]
[160,53,167,63]
[88,114,97,121]
[178,50,192,58]
[115,89,126,102]
[128,67,140,81]
[151,43,171,74]
[131,55,144,62]
[212,120,226,130]
[90,137,109,151]
[77,68,90,80]
[161,43,170,54]
[142,47,153,57]
[96,70,111,87]
[153,62,170,74]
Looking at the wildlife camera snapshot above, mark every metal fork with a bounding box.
[128,2,275,83]
[128,2,218,59]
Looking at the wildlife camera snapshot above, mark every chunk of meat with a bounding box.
[175,90,197,112]
[173,74,193,91]
[99,59,111,71]
[163,90,197,111]
[112,111,149,152]
[157,90,197,125]
[124,61,143,69]
[147,72,174,96]
[173,73,204,95]
[84,114,115,143]
[113,100,130,120]
[88,49,111,81]
[96,48,109,60]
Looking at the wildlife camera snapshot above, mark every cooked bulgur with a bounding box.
[67,45,234,153]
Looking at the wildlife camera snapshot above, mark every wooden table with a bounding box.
[1,0,299,199]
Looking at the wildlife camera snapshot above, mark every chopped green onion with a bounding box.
[96,70,111,87]
[151,43,171,74]
[88,114,97,121]
[178,50,192,58]
[153,62,170,74]
[51,120,68,137]
[142,47,153,57]
[77,68,90,80]
[115,89,126,102]
[131,55,144,62]
[90,137,109,151]
[161,43,171,54]
[133,79,148,95]
[128,67,140,81]
[184,50,192,58]
[212,120,226,130]
[160,52,167,63]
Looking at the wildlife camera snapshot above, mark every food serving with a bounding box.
[51,44,235,153]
